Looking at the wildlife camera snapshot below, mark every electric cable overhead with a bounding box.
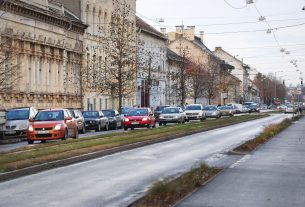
[223,0,248,10]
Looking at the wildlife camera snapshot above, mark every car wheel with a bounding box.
[147,124,151,129]
[131,127,134,130]
[41,140,46,143]
[163,123,167,126]
[159,122,163,126]
[62,129,68,140]
[124,126,128,131]
[28,140,34,144]
[96,124,101,132]
[81,125,86,134]
[73,128,79,139]
[113,123,118,130]
[152,123,156,128]
[104,123,109,131]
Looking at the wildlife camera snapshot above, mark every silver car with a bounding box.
[203,105,221,119]
[158,107,185,126]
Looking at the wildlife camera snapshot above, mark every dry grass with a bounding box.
[235,118,295,152]
[131,164,220,207]
[0,114,268,172]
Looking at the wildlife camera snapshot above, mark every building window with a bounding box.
[105,98,108,109]
[104,12,108,33]
[28,55,32,85]
[87,98,91,110]
[48,60,52,86]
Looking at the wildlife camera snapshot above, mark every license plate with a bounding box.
[5,131,16,135]
[36,131,50,134]
[131,122,139,125]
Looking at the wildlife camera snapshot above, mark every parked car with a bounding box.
[203,105,221,118]
[83,111,109,132]
[277,105,287,110]
[158,107,185,125]
[260,104,268,110]
[242,105,251,113]
[4,107,38,139]
[248,103,260,113]
[102,109,122,130]
[184,104,206,121]
[69,109,86,134]
[285,104,297,114]
[218,105,234,117]
[227,103,243,114]
[27,109,78,144]
[154,105,171,121]
[123,108,156,130]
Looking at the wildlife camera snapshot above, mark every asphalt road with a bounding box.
[178,117,305,207]
[0,114,290,207]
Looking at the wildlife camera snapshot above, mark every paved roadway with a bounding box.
[178,117,305,207]
[0,114,289,207]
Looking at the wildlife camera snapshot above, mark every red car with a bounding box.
[123,108,156,130]
[27,109,78,144]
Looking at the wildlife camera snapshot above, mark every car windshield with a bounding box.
[156,106,169,112]
[203,106,217,111]
[186,105,201,110]
[243,102,253,106]
[219,106,231,110]
[83,111,99,118]
[127,109,148,116]
[6,109,30,120]
[102,110,115,117]
[69,110,76,118]
[121,108,132,114]
[34,111,64,121]
[162,108,180,114]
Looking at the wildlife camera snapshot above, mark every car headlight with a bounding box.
[28,125,34,132]
[142,117,148,121]
[212,112,216,115]
[54,124,62,131]
[159,115,164,119]
[124,118,129,122]
[174,116,179,119]
[20,124,28,130]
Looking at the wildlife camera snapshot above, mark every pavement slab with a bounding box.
[178,117,305,207]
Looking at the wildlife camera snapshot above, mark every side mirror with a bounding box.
[100,115,104,118]
[29,118,34,122]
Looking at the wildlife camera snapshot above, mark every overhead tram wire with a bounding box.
[223,0,248,10]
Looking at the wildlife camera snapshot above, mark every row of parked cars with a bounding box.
[1,102,262,144]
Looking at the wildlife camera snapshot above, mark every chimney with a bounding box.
[200,31,205,43]
[184,26,195,41]
[175,25,184,33]
[160,28,167,35]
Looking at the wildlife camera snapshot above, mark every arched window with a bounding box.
[92,8,96,34]
[104,12,108,33]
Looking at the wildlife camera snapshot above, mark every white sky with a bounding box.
[137,0,305,86]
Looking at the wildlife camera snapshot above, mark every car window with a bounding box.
[203,106,217,111]
[162,108,180,114]
[186,105,202,110]
[102,110,115,117]
[6,109,30,121]
[35,110,64,121]
[127,109,148,116]
[83,111,99,118]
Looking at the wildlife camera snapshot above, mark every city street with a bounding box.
[178,117,305,207]
[0,114,290,207]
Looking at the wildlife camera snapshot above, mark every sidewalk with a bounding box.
[178,117,305,207]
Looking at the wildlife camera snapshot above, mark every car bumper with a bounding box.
[84,122,99,129]
[159,118,180,123]
[3,129,27,138]
[27,130,65,141]
[123,120,151,128]
[185,115,202,120]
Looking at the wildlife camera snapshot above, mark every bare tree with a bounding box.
[202,55,221,105]
[100,0,137,112]
[187,61,206,104]
[0,35,19,94]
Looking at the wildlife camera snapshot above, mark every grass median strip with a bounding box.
[234,115,301,152]
[130,163,220,207]
[0,114,268,172]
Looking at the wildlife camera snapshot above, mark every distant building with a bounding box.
[136,17,167,109]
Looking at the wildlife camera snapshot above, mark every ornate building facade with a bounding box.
[0,0,87,109]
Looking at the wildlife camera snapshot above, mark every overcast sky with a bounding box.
[137,0,305,86]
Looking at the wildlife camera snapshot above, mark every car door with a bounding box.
[99,111,107,128]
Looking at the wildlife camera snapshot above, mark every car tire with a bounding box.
[28,140,34,144]
[131,127,134,130]
[152,123,156,128]
[104,123,109,131]
[147,124,151,129]
[73,128,79,139]
[159,122,163,126]
[124,126,128,131]
[113,123,117,130]
[41,140,46,143]
[96,124,101,132]
[62,129,68,140]
[80,125,86,134]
